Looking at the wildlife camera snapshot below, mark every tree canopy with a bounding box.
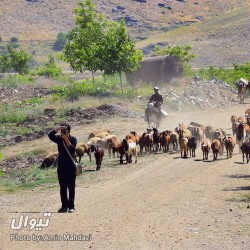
[0,44,32,75]
[151,44,196,63]
[60,0,143,89]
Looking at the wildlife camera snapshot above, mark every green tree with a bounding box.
[0,54,11,74]
[151,44,196,63]
[53,32,68,51]
[7,45,33,74]
[60,0,106,83]
[101,20,143,92]
[0,45,32,75]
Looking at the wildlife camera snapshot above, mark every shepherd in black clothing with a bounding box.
[48,123,77,213]
[149,86,164,106]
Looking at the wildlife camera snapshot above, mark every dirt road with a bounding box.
[0,105,250,250]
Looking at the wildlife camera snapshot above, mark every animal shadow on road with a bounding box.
[194,159,213,163]
[173,156,189,160]
[223,174,250,179]
[223,186,250,191]
[234,161,246,165]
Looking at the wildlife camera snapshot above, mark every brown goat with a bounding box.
[211,139,223,161]
[40,152,58,168]
[223,135,236,158]
[180,138,189,158]
[75,142,91,163]
[88,129,111,140]
[160,131,170,153]
[201,138,211,161]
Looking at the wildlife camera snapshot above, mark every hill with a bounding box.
[0,0,249,68]
[0,0,249,41]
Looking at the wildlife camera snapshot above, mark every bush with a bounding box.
[32,55,62,78]
[53,32,68,51]
[185,63,250,87]
[10,37,19,43]
[52,79,117,101]
[0,75,35,88]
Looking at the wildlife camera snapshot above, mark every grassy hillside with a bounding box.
[136,7,250,67]
[0,0,249,68]
[0,0,249,41]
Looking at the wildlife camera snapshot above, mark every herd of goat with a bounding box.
[40,109,250,171]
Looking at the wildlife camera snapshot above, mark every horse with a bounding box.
[237,78,250,103]
[144,102,165,128]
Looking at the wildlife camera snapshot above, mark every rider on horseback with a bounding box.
[149,86,164,108]
[144,87,168,127]
[148,86,164,117]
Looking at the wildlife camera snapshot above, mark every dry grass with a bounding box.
[0,0,249,41]
[0,1,249,68]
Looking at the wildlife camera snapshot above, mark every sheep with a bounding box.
[201,138,211,161]
[129,131,140,144]
[235,123,250,152]
[175,126,192,146]
[160,130,170,153]
[94,134,119,158]
[188,136,198,157]
[240,142,250,163]
[204,126,214,141]
[40,152,58,169]
[138,132,153,155]
[125,133,137,143]
[152,128,160,152]
[95,131,111,139]
[231,115,238,136]
[90,145,104,171]
[121,139,139,164]
[170,131,179,151]
[180,137,189,158]
[88,129,111,140]
[75,142,91,163]
[223,135,236,158]
[211,139,223,161]
[106,136,121,158]
[188,122,205,144]
[87,136,103,146]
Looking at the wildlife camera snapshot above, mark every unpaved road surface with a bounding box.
[0,105,250,250]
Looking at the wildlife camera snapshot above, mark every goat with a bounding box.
[188,136,198,157]
[201,138,211,161]
[211,139,222,161]
[223,135,236,158]
[40,152,58,168]
[90,145,104,171]
[75,142,91,163]
[240,142,250,163]
[180,138,189,158]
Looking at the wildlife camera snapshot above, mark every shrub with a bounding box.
[10,37,19,43]
[186,63,250,87]
[53,32,68,51]
[32,55,62,78]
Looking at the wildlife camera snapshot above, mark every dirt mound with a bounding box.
[0,103,138,147]
[0,154,45,173]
